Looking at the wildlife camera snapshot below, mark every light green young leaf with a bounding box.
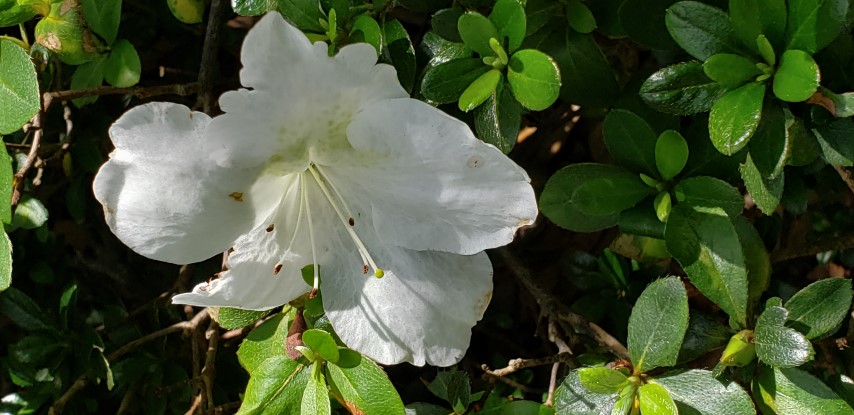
[104,39,141,88]
[489,0,525,52]
[302,329,340,363]
[655,130,689,180]
[507,49,560,110]
[0,39,40,135]
[458,11,500,57]
[238,356,310,414]
[459,69,501,112]
[652,369,755,415]
[301,369,331,415]
[709,82,765,155]
[638,383,678,415]
[237,309,295,375]
[554,370,618,415]
[703,53,761,88]
[578,367,629,394]
[212,307,269,330]
[421,58,491,104]
[773,49,820,102]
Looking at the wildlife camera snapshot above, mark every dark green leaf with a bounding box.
[656,130,689,180]
[405,403,450,415]
[665,204,749,327]
[12,195,48,230]
[301,370,331,415]
[431,8,463,43]
[421,58,490,104]
[709,82,765,155]
[619,0,678,50]
[676,312,731,363]
[703,53,761,88]
[474,80,522,153]
[603,109,658,177]
[0,145,11,224]
[80,0,121,44]
[302,329,340,363]
[0,287,54,331]
[458,11,500,57]
[665,1,749,61]
[237,310,294,375]
[231,0,273,16]
[0,231,10,292]
[638,383,678,415]
[578,367,628,394]
[425,369,469,405]
[565,0,596,34]
[327,350,405,414]
[507,49,560,110]
[628,277,688,373]
[350,14,382,54]
[420,31,471,67]
[277,0,325,32]
[587,0,626,37]
[459,69,501,112]
[395,0,450,13]
[785,278,853,339]
[673,176,743,217]
[0,2,37,27]
[104,39,141,88]
[238,356,310,414]
[58,283,77,329]
[812,117,854,166]
[749,101,789,180]
[0,39,40,135]
[754,305,814,367]
[652,369,755,415]
[756,367,854,415]
[781,172,809,214]
[640,61,726,116]
[524,0,561,37]
[619,204,666,239]
[213,308,269,330]
[785,0,848,54]
[381,19,416,93]
[554,370,617,415]
[489,0,526,52]
[70,58,106,107]
[733,217,770,314]
[728,0,787,52]
[787,115,820,166]
[773,49,820,102]
[739,153,784,214]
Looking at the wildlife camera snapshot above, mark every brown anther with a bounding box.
[266,223,275,232]
[228,192,244,202]
[362,264,369,274]
[309,288,318,299]
[348,217,355,226]
[273,263,283,275]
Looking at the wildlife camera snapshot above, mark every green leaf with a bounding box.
[673,176,743,217]
[277,0,325,32]
[578,367,629,394]
[665,1,749,61]
[654,191,672,222]
[237,310,295,375]
[425,369,470,407]
[231,0,274,16]
[638,383,677,415]
[665,204,749,327]
[785,0,848,54]
[739,152,784,214]
[381,19,416,93]
[627,277,688,373]
[0,145,11,224]
[213,307,269,330]
[603,109,658,177]
[652,369,755,415]
[773,49,820,102]
[404,403,449,415]
[474,80,522,153]
[12,195,48,229]
[421,58,491,104]
[489,0,526,52]
[421,31,470,67]
[812,117,854,166]
[728,0,787,52]
[302,329,339,363]
[238,356,310,414]
[787,115,820,166]
[326,350,405,414]
[431,8,464,43]
[619,204,666,239]
[784,278,853,339]
[458,11,500,57]
[640,61,727,116]
[80,0,121,44]
[619,0,678,50]
[612,384,637,415]
[104,39,140,88]
[676,312,732,363]
[756,367,854,415]
[459,69,501,112]
[757,34,777,65]
[565,0,596,34]
[301,369,331,415]
[167,0,205,23]
[554,370,618,415]
[58,283,77,329]
[350,14,382,54]
[754,305,814,367]
[0,39,40,135]
[0,231,10,292]
[655,130,689,180]
[733,217,770,314]
[702,53,761,88]
[507,49,560,111]
[0,286,54,331]
[0,2,38,27]
[709,82,765,155]
[70,58,106,107]
[748,101,789,180]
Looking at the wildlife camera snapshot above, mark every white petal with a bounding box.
[328,98,538,255]
[93,102,275,264]
[172,175,312,309]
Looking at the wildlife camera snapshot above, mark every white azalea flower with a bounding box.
[93,12,537,366]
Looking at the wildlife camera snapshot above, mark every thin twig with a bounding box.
[200,320,220,411]
[834,165,854,195]
[545,319,573,407]
[11,107,45,206]
[196,0,228,114]
[206,401,241,415]
[482,353,572,378]
[771,231,854,263]
[47,83,200,103]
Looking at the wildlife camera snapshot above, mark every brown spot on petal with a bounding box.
[228,192,244,202]
[348,217,355,226]
[273,263,283,275]
[286,311,307,360]
[266,223,275,232]
[476,289,493,316]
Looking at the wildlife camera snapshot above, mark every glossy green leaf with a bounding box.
[0,231,10,292]
[12,195,48,230]
[301,370,331,415]
[214,308,269,330]
[665,1,749,61]
[302,329,339,363]
[652,369,755,415]
[104,39,141,88]
[654,191,672,222]
[507,49,560,110]
[565,0,596,34]
[489,0,526,52]
[81,0,121,44]
[655,130,689,180]
[748,101,789,180]
[425,369,470,406]
[785,278,852,339]
[756,367,854,415]
[0,1,38,27]
[676,312,731,363]
[421,31,470,67]
[458,12,500,57]
[231,0,273,16]
[757,34,777,65]
[70,58,106,107]
[326,350,405,414]
[703,53,761,88]
[381,19,416,93]
[421,58,490,104]
[554,370,617,415]
[238,356,310,414]
[733,217,770,313]
[618,204,666,239]
[627,277,688,373]
[350,14,382,54]
[673,176,743,217]
[0,39,39,135]
[603,109,658,177]
[459,69,501,112]
[665,204,748,327]
[237,310,295,375]
[612,383,637,415]
[709,82,765,155]
[773,50,820,102]
[640,61,726,116]
[431,8,464,43]
[578,367,628,394]
[474,80,522,153]
[638,383,677,415]
[0,286,53,331]
[754,305,814,367]
[277,0,325,32]
[619,0,678,50]
[785,0,848,54]
[728,0,786,52]
[812,117,854,166]
[739,153,784,214]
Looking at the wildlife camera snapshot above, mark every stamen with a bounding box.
[303,173,320,291]
[307,165,384,278]
[266,224,275,232]
[314,164,357,225]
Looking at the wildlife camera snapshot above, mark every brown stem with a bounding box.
[196,0,228,114]
[200,320,220,411]
[47,83,200,103]
[482,353,572,377]
[834,165,854,196]
[771,231,854,263]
